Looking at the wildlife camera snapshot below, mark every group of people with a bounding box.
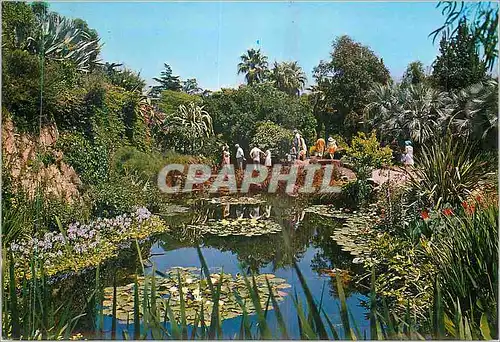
[288,130,339,162]
[223,144,272,170]
[221,130,415,170]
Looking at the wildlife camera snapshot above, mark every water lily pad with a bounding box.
[101,267,291,324]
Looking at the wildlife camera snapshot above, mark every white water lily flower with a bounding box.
[205,300,212,306]
[185,277,193,284]
[169,286,178,292]
[182,287,189,293]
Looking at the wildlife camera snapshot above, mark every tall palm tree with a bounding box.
[270,61,307,96]
[237,48,269,85]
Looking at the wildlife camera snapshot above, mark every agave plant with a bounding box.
[27,12,102,72]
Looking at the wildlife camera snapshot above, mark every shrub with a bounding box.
[110,146,165,182]
[57,132,109,186]
[251,121,294,160]
[345,131,392,179]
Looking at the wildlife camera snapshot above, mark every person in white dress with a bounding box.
[403,140,414,167]
[264,149,272,167]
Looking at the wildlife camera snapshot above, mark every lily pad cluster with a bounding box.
[304,205,379,264]
[160,204,191,217]
[202,196,266,205]
[9,208,169,278]
[187,217,282,237]
[101,267,291,324]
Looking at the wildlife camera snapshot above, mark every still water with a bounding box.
[96,196,371,339]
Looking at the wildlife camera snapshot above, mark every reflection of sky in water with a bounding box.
[101,230,370,339]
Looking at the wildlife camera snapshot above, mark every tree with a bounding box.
[270,61,307,96]
[237,48,269,85]
[401,61,427,86]
[431,19,486,92]
[312,35,390,139]
[182,78,202,95]
[431,1,498,71]
[158,90,201,115]
[448,79,498,151]
[203,82,316,152]
[150,63,182,97]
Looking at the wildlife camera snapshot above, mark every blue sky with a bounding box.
[50,1,446,91]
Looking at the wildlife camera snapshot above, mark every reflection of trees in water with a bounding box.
[305,213,361,298]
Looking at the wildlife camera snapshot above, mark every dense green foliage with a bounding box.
[204,82,316,152]
[158,89,202,115]
[1,2,497,341]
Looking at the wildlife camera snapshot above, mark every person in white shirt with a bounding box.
[235,144,245,170]
[250,146,264,171]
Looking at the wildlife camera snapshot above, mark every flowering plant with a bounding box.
[10,207,167,278]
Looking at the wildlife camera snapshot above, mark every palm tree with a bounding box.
[365,83,452,145]
[237,48,269,85]
[270,61,307,96]
[448,79,498,149]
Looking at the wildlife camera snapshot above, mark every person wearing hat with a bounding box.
[299,136,307,161]
[235,144,245,170]
[327,137,337,160]
[403,140,414,167]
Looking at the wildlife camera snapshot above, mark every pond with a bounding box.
[70,195,371,339]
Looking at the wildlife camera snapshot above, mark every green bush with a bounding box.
[251,121,294,160]
[345,131,392,179]
[57,133,109,186]
[111,146,165,182]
